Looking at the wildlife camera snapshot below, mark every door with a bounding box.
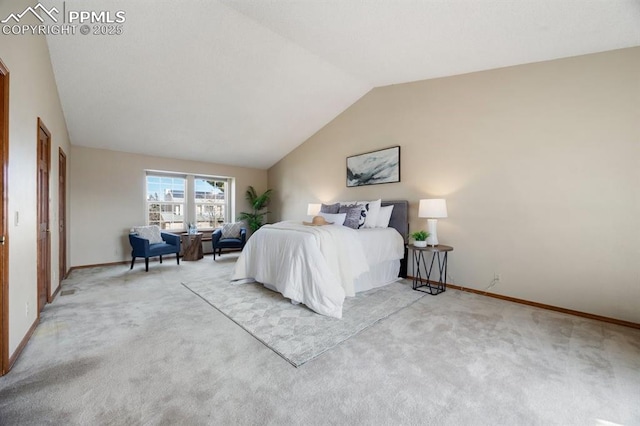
[0,58,9,375]
[58,148,66,289]
[37,118,50,314]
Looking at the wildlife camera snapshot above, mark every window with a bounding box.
[146,172,231,230]
[146,175,185,230]
[194,177,227,229]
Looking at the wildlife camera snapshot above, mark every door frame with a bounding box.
[58,147,67,288]
[36,118,51,314]
[0,58,9,375]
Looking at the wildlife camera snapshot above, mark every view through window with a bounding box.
[194,177,227,229]
[146,173,230,230]
[146,175,185,230]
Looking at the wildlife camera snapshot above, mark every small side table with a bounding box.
[181,233,204,261]
[410,244,453,295]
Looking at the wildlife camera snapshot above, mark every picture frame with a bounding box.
[346,146,401,187]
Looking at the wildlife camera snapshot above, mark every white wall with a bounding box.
[69,146,268,267]
[0,0,71,356]
[268,48,640,324]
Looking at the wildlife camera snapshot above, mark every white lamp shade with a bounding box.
[307,203,321,216]
[419,199,448,218]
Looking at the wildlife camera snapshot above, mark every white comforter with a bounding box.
[232,221,370,318]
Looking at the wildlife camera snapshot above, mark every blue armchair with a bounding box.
[129,231,181,272]
[212,227,246,260]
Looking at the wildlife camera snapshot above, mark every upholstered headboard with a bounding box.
[382,200,409,278]
[382,200,409,243]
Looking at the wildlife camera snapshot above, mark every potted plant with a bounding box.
[238,186,273,233]
[410,230,430,248]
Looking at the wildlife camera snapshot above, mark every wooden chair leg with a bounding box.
[145,258,149,272]
[176,254,180,265]
[159,255,163,264]
[130,257,135,270]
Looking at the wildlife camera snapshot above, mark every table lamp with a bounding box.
[307,203,321,216]
[419,199,448,246]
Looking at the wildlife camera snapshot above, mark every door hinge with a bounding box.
[0,236,5,245]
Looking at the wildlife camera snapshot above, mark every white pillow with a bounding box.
[375,205,394,228]
[134,225,163,244]
[359,199,381,229]
[318,212,347,226]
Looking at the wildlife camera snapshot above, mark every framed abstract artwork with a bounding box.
[346,146,401,187]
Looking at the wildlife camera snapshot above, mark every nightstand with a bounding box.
[181,232,204,261]
[409,244,453,295]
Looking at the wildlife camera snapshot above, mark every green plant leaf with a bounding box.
[410,230,430,241]
[252,189,272,211]
[239,186,272,232]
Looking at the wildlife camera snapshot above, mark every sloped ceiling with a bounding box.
[45,0,640,169]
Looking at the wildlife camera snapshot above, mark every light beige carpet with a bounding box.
[1,254,638,424]
[182,262,425,366]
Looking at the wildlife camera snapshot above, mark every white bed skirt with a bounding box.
[264,259,401,303]
[353,259,401,293]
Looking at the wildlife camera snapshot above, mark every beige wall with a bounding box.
[69,146,267,267]
[268,48,640,324]
[0,0,72,356]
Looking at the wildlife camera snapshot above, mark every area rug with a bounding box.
[182,270,426,367]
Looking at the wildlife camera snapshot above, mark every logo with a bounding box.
[1,3,59,24]
[2,2,126,36]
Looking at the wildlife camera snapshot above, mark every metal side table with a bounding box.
[410,244,453,295]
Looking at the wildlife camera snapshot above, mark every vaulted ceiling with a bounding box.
[45,0,640,169]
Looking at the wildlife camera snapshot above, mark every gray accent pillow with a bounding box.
[338,205,362,229]
[320,203,340,214]
[133,225,163,244]
[221,222,242,239]
[340,203,367,229]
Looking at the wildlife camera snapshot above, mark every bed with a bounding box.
[231,201,409,318]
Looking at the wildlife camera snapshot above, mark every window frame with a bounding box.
[193,176,229,230]
[145,173,186,231]
[145,171,232,232]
